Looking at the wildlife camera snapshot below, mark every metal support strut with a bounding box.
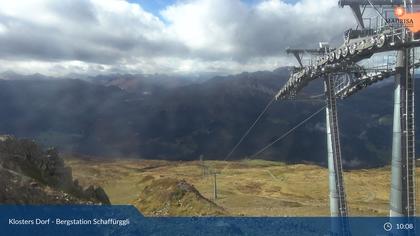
[390,48,416,217]
[325,76,350,235]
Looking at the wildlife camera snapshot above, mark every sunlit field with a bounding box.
[66,157,420,217]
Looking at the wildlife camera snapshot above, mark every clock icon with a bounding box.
[384,222,393,232]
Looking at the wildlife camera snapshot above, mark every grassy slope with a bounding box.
[66,157,420,216]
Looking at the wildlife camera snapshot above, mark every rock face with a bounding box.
[0,135,110,204]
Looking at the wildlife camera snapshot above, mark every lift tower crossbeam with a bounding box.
[339,0,404,29]
[339,0,404,5]
[286,48,326,67]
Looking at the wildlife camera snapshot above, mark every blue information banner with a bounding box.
[0,205,418,235]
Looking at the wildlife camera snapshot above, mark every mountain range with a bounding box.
[0,68,417,169]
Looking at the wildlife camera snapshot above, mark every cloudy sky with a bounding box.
[0,0,355,76]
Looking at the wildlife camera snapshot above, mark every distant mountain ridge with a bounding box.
[0,68,417,169]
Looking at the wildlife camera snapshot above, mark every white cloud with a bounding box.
[0,0,354,76]
[0,23,6,34]
[162,0,246,54]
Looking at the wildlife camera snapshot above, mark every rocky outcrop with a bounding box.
[134,178,226,216]
[0,166,97,204]
[82,185,110,205]
[0,135,110,204]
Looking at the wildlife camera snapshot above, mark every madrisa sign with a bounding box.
[388,6,420,33]
[386,18,414,27]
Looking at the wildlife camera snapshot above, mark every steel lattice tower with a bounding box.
[274,0,418,234]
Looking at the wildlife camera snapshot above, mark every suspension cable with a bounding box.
[220,104,326,173]
[222,96,276,161]
[250,105,326,159]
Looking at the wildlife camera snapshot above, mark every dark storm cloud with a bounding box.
[0,4,189,65]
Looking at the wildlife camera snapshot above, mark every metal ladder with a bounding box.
[403,48,416,217]
[326,76,350,235]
